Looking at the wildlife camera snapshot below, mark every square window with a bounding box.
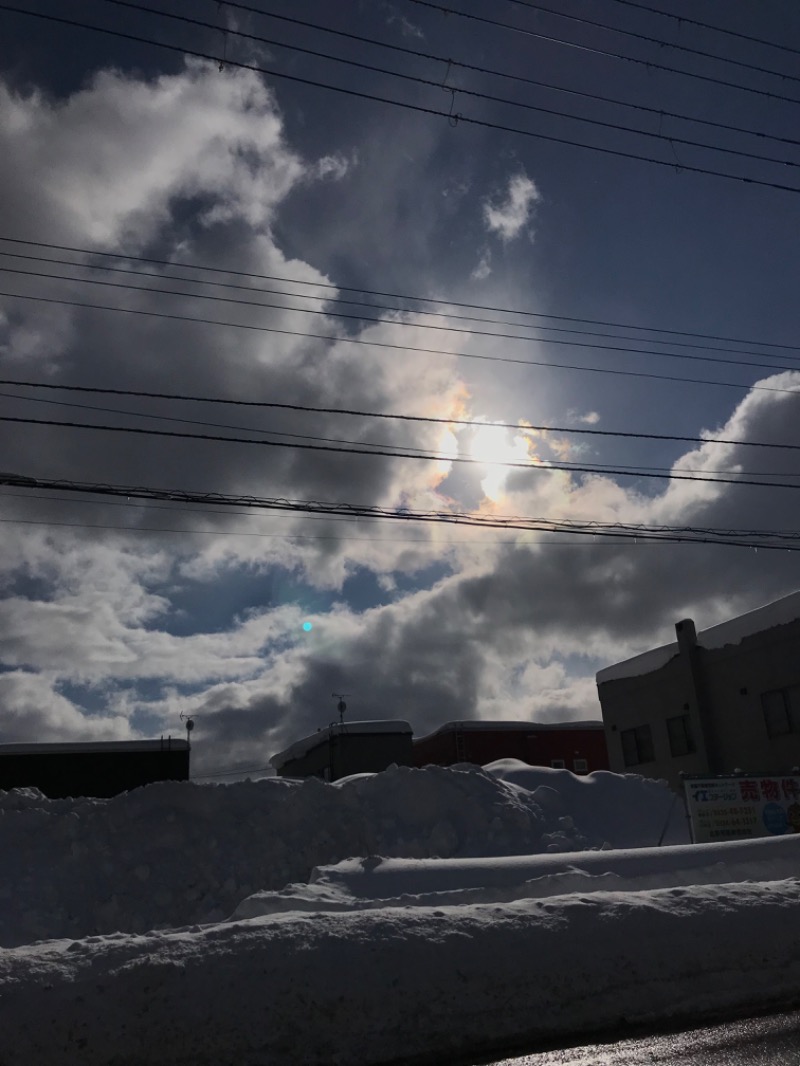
[573,758,588,773]
[762,690,790,738]
[666,714,695,758]
[620,724,655,767]
[550,759,565,769]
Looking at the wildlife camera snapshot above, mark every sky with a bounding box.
[2,762,800,1063]
[1,0,800,775]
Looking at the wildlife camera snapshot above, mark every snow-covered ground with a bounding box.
[1,762,799,1065]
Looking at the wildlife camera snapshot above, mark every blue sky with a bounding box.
[1,0,799,774]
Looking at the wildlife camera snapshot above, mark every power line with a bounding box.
[407,0,800,107]
[5,386,798,480]
[96,0,800,171]
[4,235,799,354]
[4,248,799,365]
[1,470,797,550]
[503,0,800,85]
[3,5,799,195]
[211,0,800,150]
[5,264,799,375]
[4,288,799,397]
[4,412,800,491]
[606,0,800,60]
[0,489,709,547]
[3,377,800,454]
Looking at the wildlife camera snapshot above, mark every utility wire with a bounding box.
[4,235,799,353]
[0,502,671,547]
[3,5,799,195]
[503,0,800,85]
[3,249,797,364]
[4,288,799,397]
[407,0,800,107]
[606,0,800,60]
[1,471,798,549]
[98,0,800,170]
[4,264,799,375]
[4,388,797,480]
[3,377,800,454]
[207,1,800,150]
[3,413,800,491]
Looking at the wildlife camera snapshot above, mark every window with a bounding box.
[620,724,655,767]
[762,685,800,739]
[666,714,695,757]
[573,758,588,773]
[550,758,565,769]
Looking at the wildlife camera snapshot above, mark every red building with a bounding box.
[413,720,609,774]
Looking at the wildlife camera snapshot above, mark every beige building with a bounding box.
[596,592,800,791]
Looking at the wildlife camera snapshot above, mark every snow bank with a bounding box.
[2,879,800,1066]
[231,835,800,919]
[0,762,685,946]
[2,762,800,1065]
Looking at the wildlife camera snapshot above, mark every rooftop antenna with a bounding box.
[180,711,195,746]
[331,693,350,727]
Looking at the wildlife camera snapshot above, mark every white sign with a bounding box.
[683,774,800,843]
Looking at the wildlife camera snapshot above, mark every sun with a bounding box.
[468,422,536,502]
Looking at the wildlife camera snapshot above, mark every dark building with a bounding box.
[270,720,414,781]
[0,738,190,798]
[413,720,609,774]
[597,591,800,791]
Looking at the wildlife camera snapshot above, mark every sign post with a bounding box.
[683,772,800,843]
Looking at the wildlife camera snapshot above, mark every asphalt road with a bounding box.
[484,1010,800,1065]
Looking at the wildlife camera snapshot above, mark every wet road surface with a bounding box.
[484,1009,800,1065]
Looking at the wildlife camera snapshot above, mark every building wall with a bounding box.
[600,652,710,792]
[0,747,190,799]
[413,725,609,774]
[598,615,800,791]
[276,730,414,781]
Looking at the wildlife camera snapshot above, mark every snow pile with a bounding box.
[3,762,800,1065]
[0,762,684,946]
[231,835,800,920]
[2,877,800,1066]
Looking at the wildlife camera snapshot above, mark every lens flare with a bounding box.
[302,621,313,632]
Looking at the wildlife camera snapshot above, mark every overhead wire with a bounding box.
[4,288,799,397]
[95,0,800,171]
[2,5,799,195]
[3,387,799,480]
[3,235,799,354]
[89,1,800,172]
[201,0,800,150]
[1,470,798,550]
[4,264,800,376]
[0,490,734,549]
[606,0,800,59]
[3,248,798,365]
[502,0,800,85]
[3,412,800,491]
[406,0,800,107]
[2,377,800,454]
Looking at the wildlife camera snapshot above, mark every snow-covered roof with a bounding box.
[596,643,679,685]
[0,739,190,755]
[270,721,412,769]
[700,589,800,649]
[414,720,604,743]
[597,589,800,684]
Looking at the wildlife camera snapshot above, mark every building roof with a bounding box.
[270,721,413,770]
[414,720,604,744]
[597,589,800,684]
[0,739,190,755]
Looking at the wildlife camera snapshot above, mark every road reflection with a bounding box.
[486,1010,800,1065]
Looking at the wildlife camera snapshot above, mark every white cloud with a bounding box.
[482,173,541,242]
[471,249,492,281]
